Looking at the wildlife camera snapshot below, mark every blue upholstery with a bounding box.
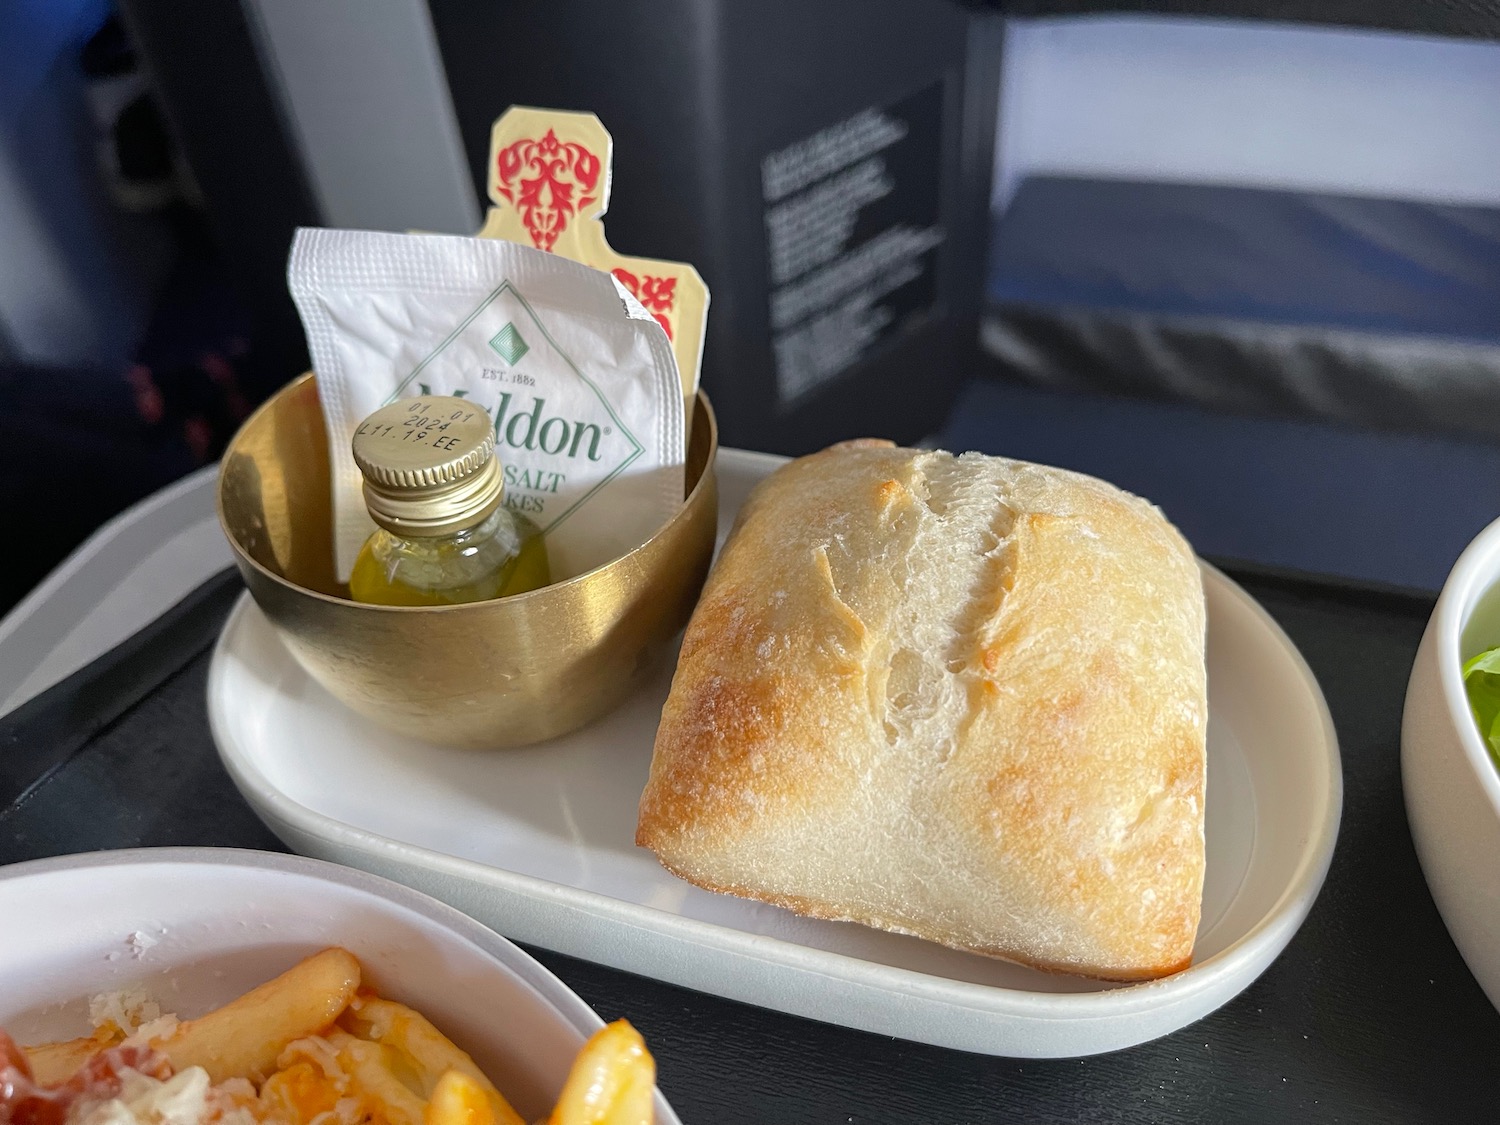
[941,377,1500,591]
[990,177,1500,343]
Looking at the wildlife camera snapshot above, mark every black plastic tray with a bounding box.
[2,564,1496,1124]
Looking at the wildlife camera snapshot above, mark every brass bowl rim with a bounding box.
[216,373,720,613]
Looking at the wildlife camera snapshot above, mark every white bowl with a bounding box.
[0,847,680,1125]
[1402,517,1500,1012]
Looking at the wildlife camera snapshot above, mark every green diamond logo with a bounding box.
[489,322,529,365]
[388,281,646,537]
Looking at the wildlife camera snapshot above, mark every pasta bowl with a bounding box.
[0,847,680,1124]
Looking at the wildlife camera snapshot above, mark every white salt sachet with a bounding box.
[288,228,685,583]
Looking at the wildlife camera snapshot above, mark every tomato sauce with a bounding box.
[0,1032,171,1125]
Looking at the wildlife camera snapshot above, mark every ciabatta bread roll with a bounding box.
[636,442,1207,980]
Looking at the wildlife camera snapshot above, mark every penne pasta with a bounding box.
[8,949,655,1125]
[157,947,362,1084]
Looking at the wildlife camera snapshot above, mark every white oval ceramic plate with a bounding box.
[0,847,680,1125]
[209,449,1342,1058]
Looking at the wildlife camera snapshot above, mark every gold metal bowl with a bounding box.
[217,373,718,748]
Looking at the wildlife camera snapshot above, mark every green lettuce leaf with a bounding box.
[1462,646,1500,768]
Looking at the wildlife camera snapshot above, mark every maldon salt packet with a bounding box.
[288,227,685,583]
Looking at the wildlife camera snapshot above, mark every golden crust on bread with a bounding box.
[637,444,1207,980]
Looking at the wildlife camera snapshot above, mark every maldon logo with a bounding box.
[417,383,608,462]
[489,321,530,365]
[492,392,605,461]
[401,279,647,534]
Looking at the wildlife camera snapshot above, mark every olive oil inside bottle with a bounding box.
[349,507,549,606]
[348,395,550,607]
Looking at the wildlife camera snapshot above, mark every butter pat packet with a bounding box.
[288,227,685,583]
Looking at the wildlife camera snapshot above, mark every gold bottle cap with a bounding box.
[352,396,503,537]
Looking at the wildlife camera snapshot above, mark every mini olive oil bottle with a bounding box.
[348,396,548,606]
